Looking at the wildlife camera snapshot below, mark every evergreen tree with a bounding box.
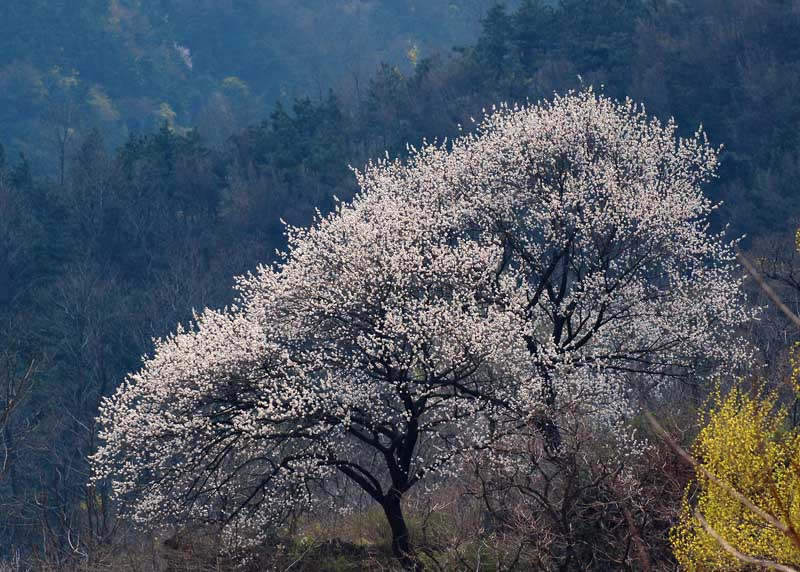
[474,3,512,79]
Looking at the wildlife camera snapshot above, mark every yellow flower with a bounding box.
[671,385,800,571]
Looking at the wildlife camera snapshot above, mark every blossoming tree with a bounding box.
[93,91,752,570]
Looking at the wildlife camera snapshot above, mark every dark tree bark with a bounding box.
[381,489,421,572]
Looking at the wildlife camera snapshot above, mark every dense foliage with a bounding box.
[0,0,502,167]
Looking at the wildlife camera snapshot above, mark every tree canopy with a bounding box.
[94,91,753,570]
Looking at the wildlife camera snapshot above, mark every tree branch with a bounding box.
[694,509,799,572]
[642,408,799,546]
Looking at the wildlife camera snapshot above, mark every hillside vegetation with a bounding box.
[2,1,800,570]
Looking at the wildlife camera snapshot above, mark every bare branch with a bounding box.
[694,509,800,572]
[737,248,800,328]
[643,408,800,548]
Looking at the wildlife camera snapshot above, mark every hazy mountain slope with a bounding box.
[0,0,504,169]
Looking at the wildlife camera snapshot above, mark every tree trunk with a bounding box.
[381,490,421,571]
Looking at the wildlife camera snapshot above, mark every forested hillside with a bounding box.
[2,1,800,570]
[0,0,506,167]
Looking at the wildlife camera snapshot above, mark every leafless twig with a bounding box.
[737,248,800,328]
[694,509,799,572]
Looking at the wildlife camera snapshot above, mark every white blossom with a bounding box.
[92,91,753,555]
[173,42,193,70]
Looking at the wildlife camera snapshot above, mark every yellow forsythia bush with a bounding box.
[671,385,800,571]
